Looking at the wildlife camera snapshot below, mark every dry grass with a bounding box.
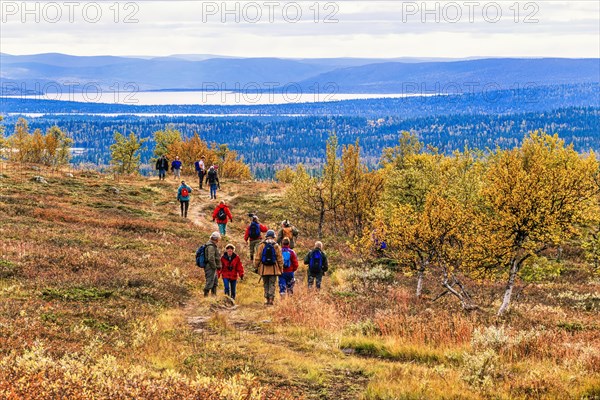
[1,161,599,399]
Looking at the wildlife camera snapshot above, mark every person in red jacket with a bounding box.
[218,244,244,300]
[279,237,299,297]
[212,201,233,236]
[244,215,268,263]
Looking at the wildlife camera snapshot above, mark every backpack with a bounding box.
[282,248,291,268]
[249,221,261,240]
[217,207,227,221]
[261,242,277,266]
[309,249,323,274]
[181,186,189,197]
[195,245,207,268]
[207,170,217,182]
[283,227,293,239]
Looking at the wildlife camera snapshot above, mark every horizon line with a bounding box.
[2,52,599,60]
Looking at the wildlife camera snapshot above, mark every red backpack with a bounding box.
[181,186,189,197]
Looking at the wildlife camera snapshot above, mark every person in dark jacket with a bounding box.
[212,201,233,236]
[171,156,182,179]
[205,165,220,199]
[244,215,268,262]
[254,230,283,306]
[195,156,206,189]
[279,237,299,297]
[304,241,329,290]
[203,232,221,297]
[155,155,169,180]
[218,244,244,300]
[177,180,193,218]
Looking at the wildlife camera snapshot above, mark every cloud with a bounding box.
[1,0,598,57]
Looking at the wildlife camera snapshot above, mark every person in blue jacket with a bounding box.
[177,180,193,218]
[171,156,182,179]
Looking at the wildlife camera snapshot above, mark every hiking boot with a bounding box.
[203,290,209,297]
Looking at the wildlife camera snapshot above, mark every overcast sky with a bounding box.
[1,1,598,58]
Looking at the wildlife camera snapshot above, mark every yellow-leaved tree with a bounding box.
[286,133,384,238]
[110,131,147,174]
[361,133,484,306]
[153,126,182,158]
[30,129,45,164]
[6,118,72,166]
[163,133,251,180]
[323,134,342,232]
[480,131,599,316]
[274,166,296,183]
[216,145,252,180]
[582,178,600,270]
[9,118,31,163]
[44,126,73,167]
[286,164,328,238]
[338,140,385,236]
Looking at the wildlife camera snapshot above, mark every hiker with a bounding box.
[172,156,182,179]
[254,230,283,305]
[279,237,299,297]
[304,241,329,290]
[218,243,244,300]
[195,156,206,189]
[155,155,169,181]
[205,165,220,200]
[177,180,193,218]
[203,232,221,297]
[212,200,233,236]
[276,219,299,249]
[244,215,268,262]
[372,232,388,257]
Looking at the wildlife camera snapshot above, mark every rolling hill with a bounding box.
[1,53,598,94]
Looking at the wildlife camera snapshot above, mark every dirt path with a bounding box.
[180,184,370,399]
[184,293,370,400]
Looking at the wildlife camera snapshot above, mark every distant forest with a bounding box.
[2,107,598,179]
[1,83,598,179]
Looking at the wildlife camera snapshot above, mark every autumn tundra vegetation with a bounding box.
[0,116,599,399]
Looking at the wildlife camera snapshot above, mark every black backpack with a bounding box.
[249,221,261,240]
[207,170,217,183]
[217,207,227,220]
[261,242,277,266]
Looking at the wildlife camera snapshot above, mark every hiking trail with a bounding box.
[180,183,370,400]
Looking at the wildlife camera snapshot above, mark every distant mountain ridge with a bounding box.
[1,53,598,95]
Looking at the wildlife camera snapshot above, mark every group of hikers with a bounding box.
[159,155,330,304]
[197,217,329,305]
[157,155,221,217]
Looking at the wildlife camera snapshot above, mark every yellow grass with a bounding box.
[0,162,598,399]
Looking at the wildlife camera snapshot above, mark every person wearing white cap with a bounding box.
[203,231,221,297]
[254,229,283,306]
